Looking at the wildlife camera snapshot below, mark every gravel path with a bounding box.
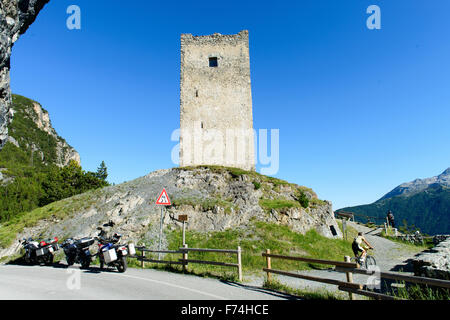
[246,221,426,299]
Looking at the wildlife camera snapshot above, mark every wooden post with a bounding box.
[141,249,145,268]
[182,221,186,246]
[237,246,242,282]
[266,249,272,284]
[343,219,347,241]
[344,256,354,300]
[182,244,188,272]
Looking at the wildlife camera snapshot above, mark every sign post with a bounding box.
[178,214,188,246]
[155,188,171,260]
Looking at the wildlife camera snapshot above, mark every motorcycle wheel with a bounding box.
[116,257,127,273]
[81,259,91,269]
[66,255,75,266]
[45,254,54,265]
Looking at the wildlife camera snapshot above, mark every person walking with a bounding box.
[387,210,395,228]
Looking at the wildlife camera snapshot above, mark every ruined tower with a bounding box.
[179,30,255,171]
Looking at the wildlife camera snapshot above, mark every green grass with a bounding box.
[131,221,354,281]
[336,219,359,241]
[392,282,450,300]
[263,277,346,300]
[171,196,238,214]
[252,181,261,190]
[0,189,101,248]
[179,165,293,187]
[379,230,433,250]
[259,198,301,213]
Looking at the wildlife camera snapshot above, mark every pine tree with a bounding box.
[96,161,108,181]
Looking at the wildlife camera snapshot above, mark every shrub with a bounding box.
[297,191,309,208]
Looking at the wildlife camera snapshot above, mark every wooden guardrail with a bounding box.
[262,249,384,300]
[334,266,450,289]
[262,250,450,300]
[135,246,185,266]
[134,245,242,281]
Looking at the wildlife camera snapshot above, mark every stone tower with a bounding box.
[179,30,255,171]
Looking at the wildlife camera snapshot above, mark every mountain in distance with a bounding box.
[379,168,450,200]
[337,168,450,235]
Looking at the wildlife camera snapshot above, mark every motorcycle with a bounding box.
[61,237,95,269]
[20,237,59,265]
[96,221,130,273]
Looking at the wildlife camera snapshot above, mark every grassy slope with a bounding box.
[126,219,355,280]
[0,188,104,248]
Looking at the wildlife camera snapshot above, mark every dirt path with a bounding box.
[247,221,426,299]
[347,221,421,272]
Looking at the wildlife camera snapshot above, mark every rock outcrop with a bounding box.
[0,0,50,149]
[412,238,450,280]
[0,166,342,259]
[14,96,80,166]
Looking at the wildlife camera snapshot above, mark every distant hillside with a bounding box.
[0,94,108,222]
[338,168,450,235]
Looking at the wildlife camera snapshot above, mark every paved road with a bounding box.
[0,264,295,300]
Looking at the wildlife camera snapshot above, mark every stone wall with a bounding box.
[412,238,450,280]
[0,0,49,149]
[179,30,255,171]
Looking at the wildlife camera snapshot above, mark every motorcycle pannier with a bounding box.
[104,248,117,263]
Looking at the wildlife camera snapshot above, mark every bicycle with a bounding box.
[352,248,376,269]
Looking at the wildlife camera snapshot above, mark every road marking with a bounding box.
[111,273,227,300]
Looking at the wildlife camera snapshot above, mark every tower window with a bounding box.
[209,57,218,67]
[195,90,199,97]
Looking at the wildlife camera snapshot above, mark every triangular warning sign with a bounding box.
[156,188,171,205]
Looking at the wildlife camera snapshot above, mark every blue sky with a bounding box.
[9,0,450,210]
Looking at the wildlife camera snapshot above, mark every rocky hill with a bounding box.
[1,0,50,149]
[0,166,342,259]
[0,94,107,224]
[0,94,80,184]
[7,94,80,167]
[338,168,450,235]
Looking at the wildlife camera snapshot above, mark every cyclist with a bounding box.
[352,232,374,263]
